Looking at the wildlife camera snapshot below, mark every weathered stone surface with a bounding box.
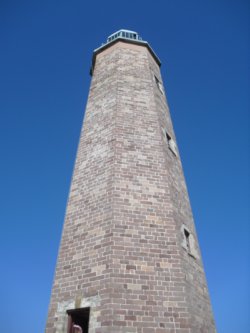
[46,39,216,332]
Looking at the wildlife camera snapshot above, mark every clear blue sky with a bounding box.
[0,1,249,332]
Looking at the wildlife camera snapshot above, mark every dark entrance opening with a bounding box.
[67,307,90,333]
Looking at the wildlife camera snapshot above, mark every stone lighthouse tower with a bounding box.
[46,30,216,333]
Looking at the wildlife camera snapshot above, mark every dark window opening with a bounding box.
[67,308,90,333]
[154,75,164,94]
[165,131,178,156]
[166,132,171,142]
[184,228,191,253]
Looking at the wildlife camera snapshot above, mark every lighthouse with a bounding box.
[46,30,216,333]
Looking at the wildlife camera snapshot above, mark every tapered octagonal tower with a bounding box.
[46,30,216,333]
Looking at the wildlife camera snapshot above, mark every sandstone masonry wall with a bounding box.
[46,40,216,333]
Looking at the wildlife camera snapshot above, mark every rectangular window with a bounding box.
[184,228,191,252]
[67,308,90,333]
[154,75,164,94]
[166,132,178,156]
[181,225,199,259]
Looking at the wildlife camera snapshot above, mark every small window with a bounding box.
[181,225,199,259]
[184,228,191,252]
[122,31,125,37]
[166,132,178,156]
[67,308,90,333]
[154,75,164,94]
